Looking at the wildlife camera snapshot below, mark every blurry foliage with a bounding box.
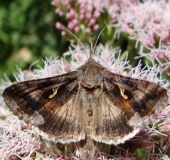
[0,0,69,81]
[0,0,137,83]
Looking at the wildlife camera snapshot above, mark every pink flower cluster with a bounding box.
[112,0,170,65]
[52,0,101,38]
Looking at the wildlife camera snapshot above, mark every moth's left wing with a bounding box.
[3,72,85,143]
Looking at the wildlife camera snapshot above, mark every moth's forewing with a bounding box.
[2,71,85,143]
[91,71,168,144]
[104,72,168,128]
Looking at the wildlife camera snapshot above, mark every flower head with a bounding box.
[52,0,102,42]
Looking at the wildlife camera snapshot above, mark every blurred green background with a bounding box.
[0,0,69,82]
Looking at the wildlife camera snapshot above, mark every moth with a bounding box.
[2,56,168,159]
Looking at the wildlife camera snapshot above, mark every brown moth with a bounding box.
[2,56,168,159]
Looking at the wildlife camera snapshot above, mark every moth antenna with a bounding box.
[93,25,107,54]
[89,43,93,58]
[64,27,84,50]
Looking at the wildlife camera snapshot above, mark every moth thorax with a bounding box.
[80,85,102,103]
[80,65,102,89]
[81,78,101,89]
